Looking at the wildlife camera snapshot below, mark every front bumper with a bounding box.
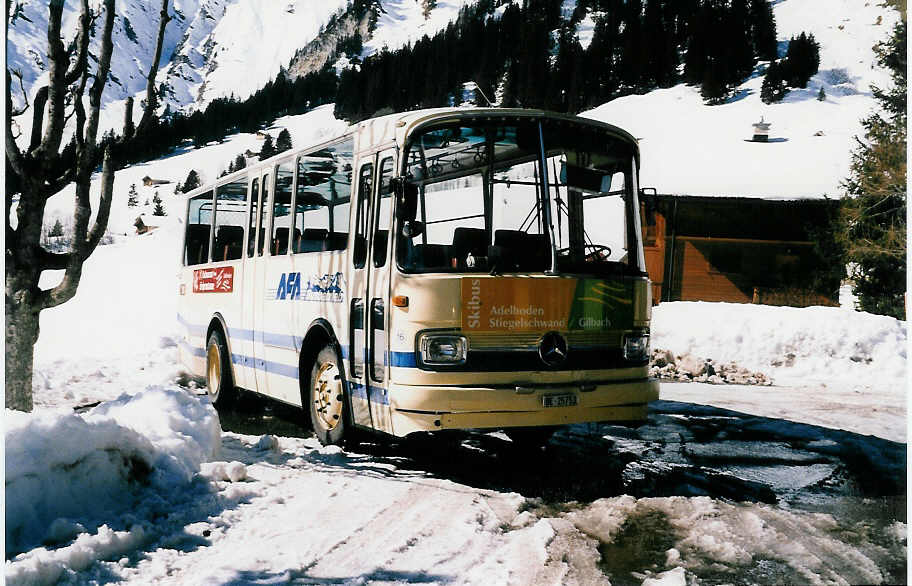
[387,378,660,436]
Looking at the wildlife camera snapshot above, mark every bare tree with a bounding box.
[136,0,171,135]
[4,0,166,411]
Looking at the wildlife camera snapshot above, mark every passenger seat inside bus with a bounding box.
[215,225,245,261]
[273,227,301,256]
[452,227,487,270]
[298,228,329,253]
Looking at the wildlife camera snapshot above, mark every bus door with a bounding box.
[236,174,261,391]
[248,169,271,397]
[349,149,396,431]
[261,158,300,404]
[365,151,396,432]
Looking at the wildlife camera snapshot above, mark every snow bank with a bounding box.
[567,496,902,585]
[5,388,220,561]
[652,302,906,388]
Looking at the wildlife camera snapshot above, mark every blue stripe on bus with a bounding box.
[182,337,389,405]
[348,381,390,405]
[179,339,206,358]
[179,315,415,375]
[390,351,418,368]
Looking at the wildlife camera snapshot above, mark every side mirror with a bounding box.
[392,176,419,222]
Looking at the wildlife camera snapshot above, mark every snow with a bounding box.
[5,388,220,561]
[653,301,906,389]
[583,0,899,198]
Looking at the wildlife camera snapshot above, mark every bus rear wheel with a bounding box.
[308,345,349,446]
[206,329,235,408]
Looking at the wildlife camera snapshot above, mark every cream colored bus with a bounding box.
[177,108,659,446]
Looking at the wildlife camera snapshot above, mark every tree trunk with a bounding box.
[5,284,39,412]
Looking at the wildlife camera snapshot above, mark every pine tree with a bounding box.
[817,86,826,101]
[181,169,200,193]
[838,20,906,318]
[49,218,64,238]
[276,129,293,154]
[152,191,162,204]
[259,134,276,160]
[153,200,167,216]
[749,0,777,61]
[760,59,788,103]
[127,183,139,207]
[783,32,820,88]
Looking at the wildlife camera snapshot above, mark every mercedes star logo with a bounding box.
[538,331,568,367]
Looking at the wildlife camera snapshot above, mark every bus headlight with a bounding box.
[419,333,468,365]
[623,332,650,363]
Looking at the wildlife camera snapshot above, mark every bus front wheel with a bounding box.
[308,345,349,446]
[206,329,235,408]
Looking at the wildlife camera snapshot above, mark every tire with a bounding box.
[206,329,235,408]
[307,344,351,446]
[505,426,556,449]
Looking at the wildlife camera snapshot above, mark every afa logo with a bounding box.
[275,272,344,303]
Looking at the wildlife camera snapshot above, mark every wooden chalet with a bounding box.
[640,194,840,307]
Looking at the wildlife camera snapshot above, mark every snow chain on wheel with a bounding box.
[308,345,350,446]
[206,329,235,408]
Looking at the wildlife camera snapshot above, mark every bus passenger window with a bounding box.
[185,190,214,265]
[353,163,373,268]
[271,160,295,256]
[247,178,259,258]
[213,176,248,262]
[293,141,352,253]
[373,156,394,267]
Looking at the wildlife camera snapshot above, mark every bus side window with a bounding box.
[185,189,214,265]
[258,173,270,256]
[293,139,353,254]
[213,175,248,262]
[373,156,394,268]
[353,163,373,269]
[271,160,295,256]
[247,178,259,258]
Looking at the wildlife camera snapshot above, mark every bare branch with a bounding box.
[28,85,48,152]
[5,68,25,175]
[43,167,76,198]
[63,0,90,86]
[85,147,115,255]
[37,249,84,310]
[80,0,114,168]
[137,0,171,135]
[34,0,68,161]
[36,248,73,270]
[8,69,29,117]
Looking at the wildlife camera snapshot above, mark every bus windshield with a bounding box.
[398,118,641,275]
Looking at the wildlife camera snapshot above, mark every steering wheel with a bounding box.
[583,244,612,262]
[556,244,612,261]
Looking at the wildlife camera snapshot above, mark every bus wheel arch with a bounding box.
[300,320,352,446]
[205,314,236,407]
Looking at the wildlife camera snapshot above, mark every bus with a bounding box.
[177,108,659,446]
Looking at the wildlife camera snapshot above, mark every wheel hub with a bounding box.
[207,343,221,396]
[313,361,343,431]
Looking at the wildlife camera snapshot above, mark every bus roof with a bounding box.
[353,107,640,161]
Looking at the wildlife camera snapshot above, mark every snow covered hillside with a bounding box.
[585,0,900,197]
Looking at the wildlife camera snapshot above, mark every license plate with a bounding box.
[542,393,578,408]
